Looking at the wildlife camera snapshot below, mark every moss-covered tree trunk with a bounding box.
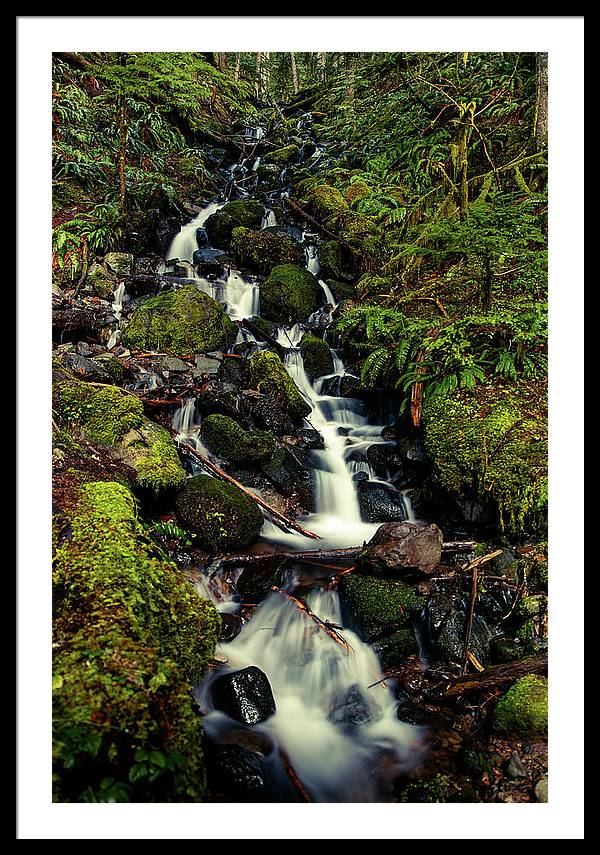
[291,51,299,94]
[534,52,548,152]
[456,102,475,221]
[117,53,128,219]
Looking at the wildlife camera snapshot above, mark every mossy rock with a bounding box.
[175,474,264,551]
[121,286,237,355]
[300,183,384,259]
[265,144,301,165]
[85,261,117,300]
[338,573,425,642]
[204,199,265,249]
[52,481,220,802]
[343,179,372,205]
[299,333,334,379]
[318,240,344,280]
[491,675,548,738]
[372,628,417,670]
[200,414,276,466]
[230,226,302,274]
[260,264,324,324]
[325,279,357,302]
[110,419,187,494]
[104,251,133,277]
[57,380,145,446]
[423,388,547,539]
[248,350,311,421]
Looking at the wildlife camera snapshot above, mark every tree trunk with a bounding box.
[316,51,327,80]
[346,53,356,101]
[116,53,128,219]
[234,53,241,81]
[482,252,492,310]
[290,52,299,94]
[534,53,548,152]
[255,52,262,97]
[456,101,475,221]
[218,52,228,73]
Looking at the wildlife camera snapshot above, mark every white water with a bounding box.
[107,282,126,349]
[166,201,224,264]
[198,588,425,801]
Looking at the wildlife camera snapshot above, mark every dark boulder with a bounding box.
[338,573,425,643]
[328,684,377,733]
[210,666,276,725]
[205,743,265,802]
[357,481,410,524]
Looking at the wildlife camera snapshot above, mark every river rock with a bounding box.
[372,629,418,670]
[210,666,276,725]
[205,743,265,801]
[328,684,376,733]
[104,251,133,277]
[365,443,405,478]
[534,776,548,802]
[238,389,294,436]
[230,227,303,274]
[357,481,409,524]
[356,521,443,576]
[204,199,265,249]
[338,573,425,642]
[259,264,324,324]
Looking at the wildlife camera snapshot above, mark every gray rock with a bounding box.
[357,521,443,575]
[210,666,276,725]
[505,754,528,780]
[162,355,192,373]
[534,776,548,802]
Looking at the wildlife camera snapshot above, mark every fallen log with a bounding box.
[282,197,355,251]
[172,436,322,541]
[272,587,353,653]
[430,654,547,699]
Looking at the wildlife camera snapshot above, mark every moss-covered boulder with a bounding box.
[299,333,334,379]
[204,199,265,249]
[265,144,301,165]
[121,286,237,355]
[491,675,548,738]
[56,380,186,493]
[175,474,264,551]
[104,251,133,277]
[423,387,547,538]
[298,183,384,261]
[248,350,311,421]
[200,414,276,466]
[338,573,425,642]
[230,227,302,274]
[84,261,117,300]
[53,481,220,802]
[318,240,344,280]
[260,264,323,324]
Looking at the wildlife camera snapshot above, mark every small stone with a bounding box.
[210,666,276,725]
[505,754,528,780]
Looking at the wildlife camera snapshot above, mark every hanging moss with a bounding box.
[491,675,548,738]
[299,333,334,379]
[248,350,311,421]
[423,387,547,539]
[53,481,220,802]
[121,286,237,355]
[200,414,276,466]
[230,227,302,274]
[175,474,264,551]
[259,264,323,324]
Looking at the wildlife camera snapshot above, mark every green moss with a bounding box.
[200,414,276,466]
[398,774,450,803]
[124,420,187,493]
[175,474,264,551]
[53,481,220,802]
[248,350,311,421]
[318,240,344,280]
[300,183,384,260]
[343,179,372,205]
[259,263,323,324]
[372,628,417,670]
[204,199,264,249]
[299,333,334,379]
[423,387,547,539]
[230,226,302,274]
[121,286,237,355]
[491,675,548,738]
[339,573,425,641]
[57,381,144,446]
[265,144,301,165]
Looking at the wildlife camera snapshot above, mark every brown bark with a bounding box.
[290,52,299,95]
[432,654,547,699]
[535,53,548,152]
[272,587,354,652]
[218,52,228,73]
[234,53,241,81]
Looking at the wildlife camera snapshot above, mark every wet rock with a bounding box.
[210,665,276,725]
[365,443,405,478]
[161,355,192,374]
[205,743,265,801]
[339,573,425,642]
[193,353,221,379]
[85,261,117,300]
[201,413,276,466]
[490,636,530,664]
[504,754,528,780]
[237,564,281,604]
[134,255,163,276]
[397,436,428,464]
[318,373,362,398]
[58,352,117,383]
[249,350,311,421]
[192,247,229,275]
[104,251,133,277]
[396,698,448,729]
[261,445,314,509]
[428,597,494,667]
[239,390,294,436]
[53,305,101,342]
[297,428,324,449]
[299,332,333,379]
[328,684,376,733]
[356,521,443,576]
[175,474,263,552]
[357,481,409,523]
[372,628,417,670]
[52,282,65,305]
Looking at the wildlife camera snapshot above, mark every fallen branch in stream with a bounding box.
[278,747,312,802]
[209,540,476,568]
[282,197,355,251]
[461,550,503,674]
[430,654,547,700]
[241,318,287,358]
[271,586,354,653]
[172,436,322,541]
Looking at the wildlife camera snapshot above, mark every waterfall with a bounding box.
[166,200,224,264]
[197,587,425,802]
[261,208,277,228]
[107,282,126,349]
